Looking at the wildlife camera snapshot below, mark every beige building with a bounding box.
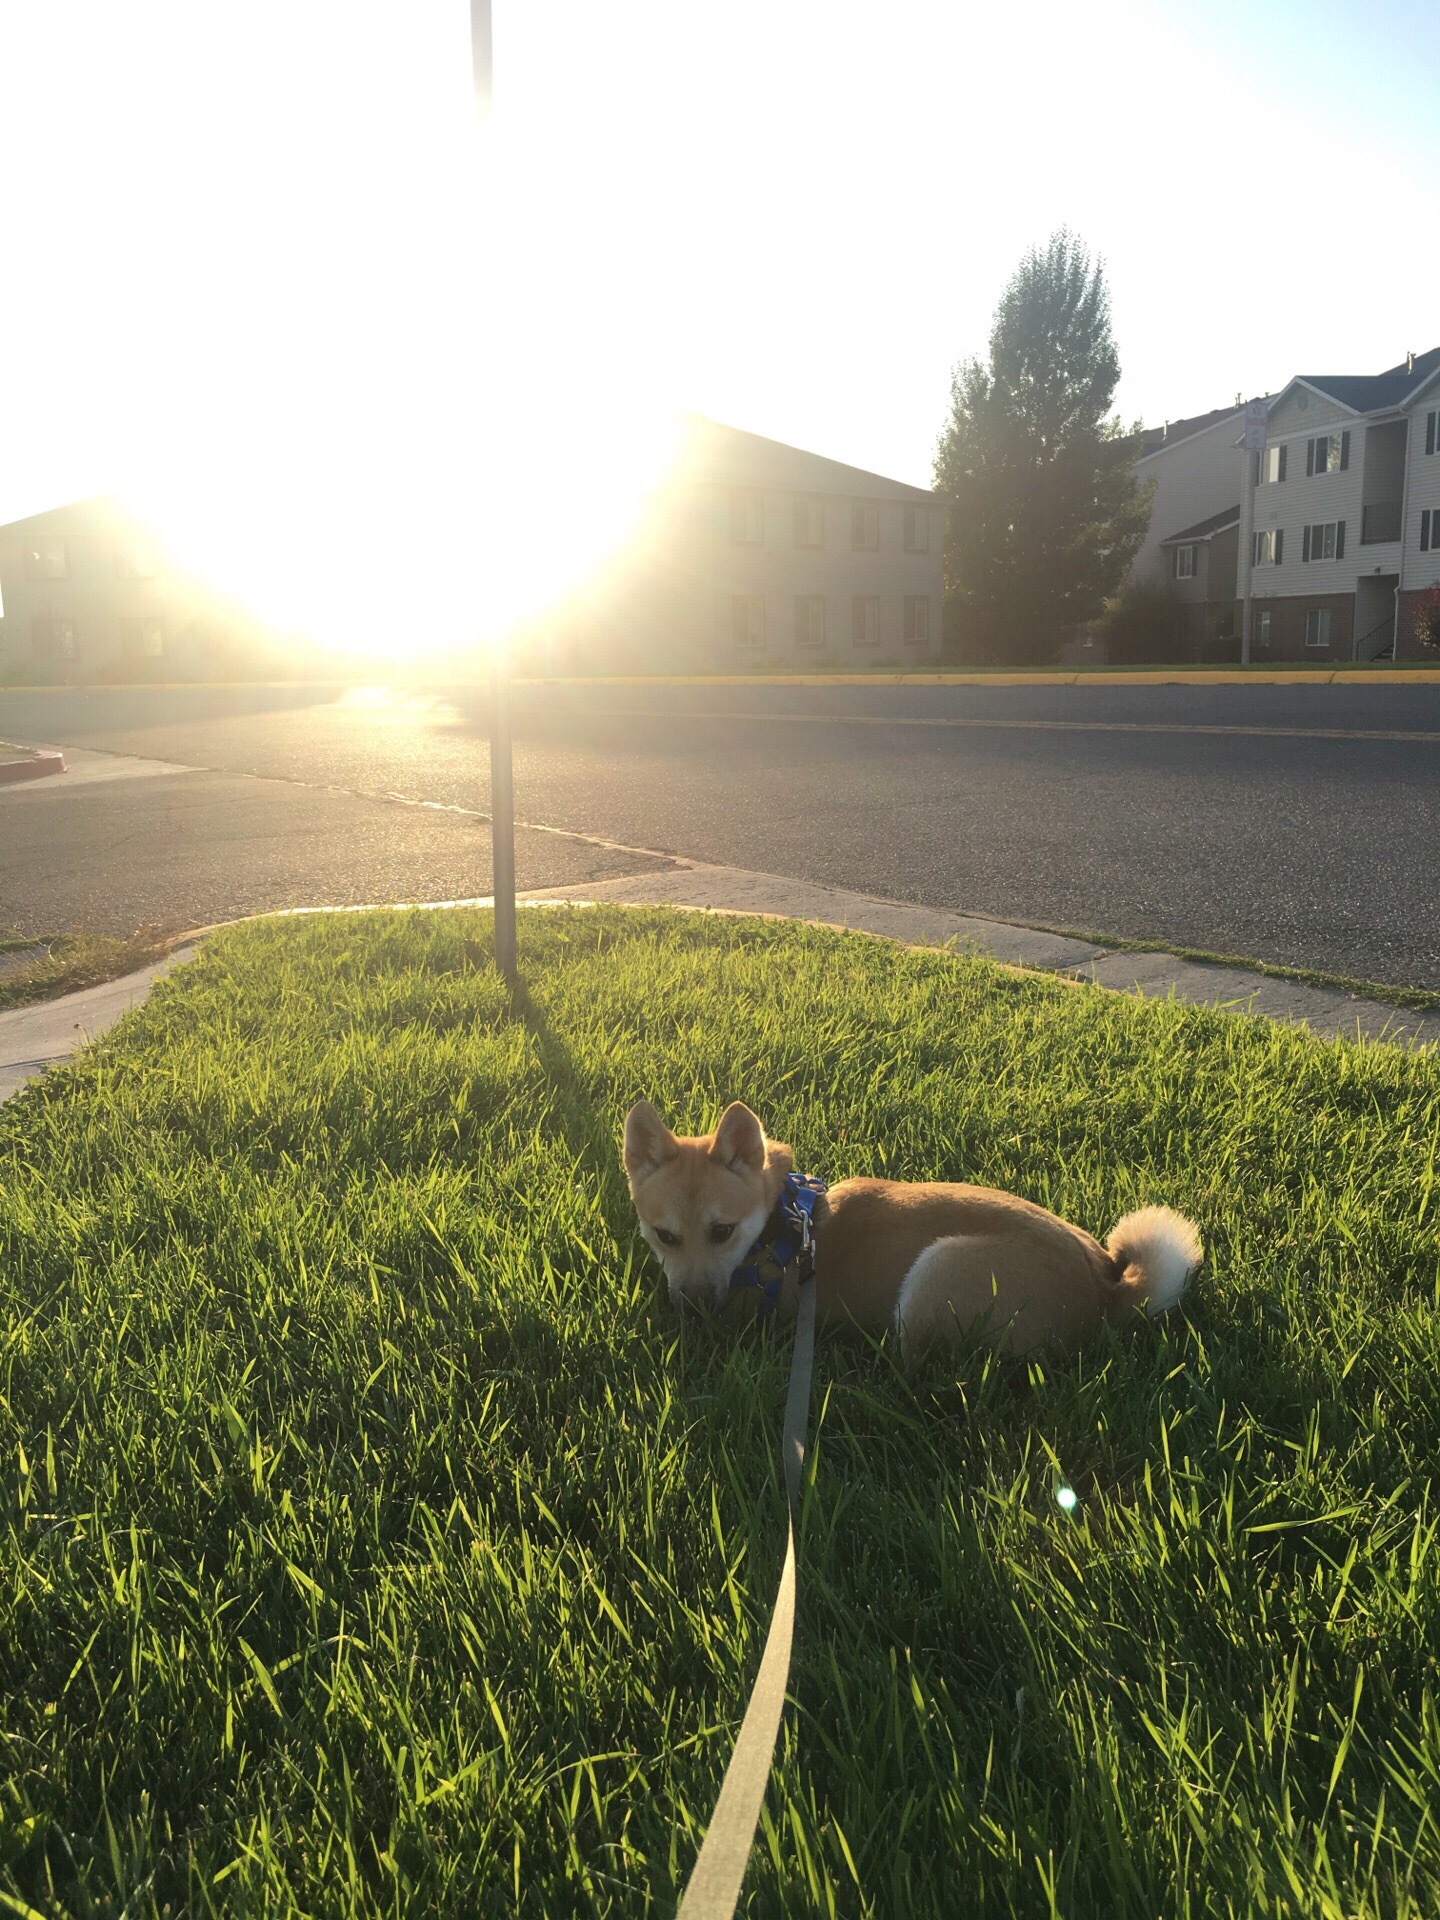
[0,494,301,683]
[541,416,945,672]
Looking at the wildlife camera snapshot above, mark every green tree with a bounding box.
[934,231,1152,664]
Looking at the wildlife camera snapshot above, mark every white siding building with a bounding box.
[1130,404,1246,592]
[1239,346,1440,661]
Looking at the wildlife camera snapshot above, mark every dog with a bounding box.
[623,1099,1201,1358]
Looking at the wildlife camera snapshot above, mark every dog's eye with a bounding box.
[655,1228,681,1248]
[708,1222,735,1245]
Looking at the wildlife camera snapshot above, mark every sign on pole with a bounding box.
[1243,398,1267,452]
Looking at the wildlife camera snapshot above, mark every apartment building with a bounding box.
[1239,346,1440,661]
[0,494,297,682]
[1116,403,1245,659]
[545,416,944,671]
[1132,404,1245,591]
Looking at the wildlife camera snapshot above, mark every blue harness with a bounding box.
[728,1172,828,1317]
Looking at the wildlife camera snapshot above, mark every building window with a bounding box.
[1255,610,1272,649]
[730,490,763,545]
[1425,410,1437,457]
[1306,432,1349,476]
[794,595,825,648]
[903,596,930,646]
[731,595,764,649]
[1305,609,1332,648]
[116,539,159,579]
[1260,444,1287,483]
[1172,545,1197,579]
[25,538,68,580]
[1253,529,1283,566]
[1423,509,1434,552]
[902,505,929,553]
[792,495,824,549]
[851,501,880,551]
[125,619,165,657]
[34,616,78,660]
[1302,520,1345,561]
[852,595,880,646]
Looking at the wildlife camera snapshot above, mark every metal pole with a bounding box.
[469,0,517,980]
[489,649,518,978]
[1240,404,1259,667]
[1240,448,1254,666]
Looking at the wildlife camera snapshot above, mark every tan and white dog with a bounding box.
[623,1099,1201,1358]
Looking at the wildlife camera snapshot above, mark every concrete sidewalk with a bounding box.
[1,867,1435,1108]
[0,945,198,1103]
[520,862,1440,1050]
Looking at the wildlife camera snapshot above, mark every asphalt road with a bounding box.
[2,680,1438,989]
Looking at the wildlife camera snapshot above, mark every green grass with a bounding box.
[0,933,172,1011]
[1,906,1438,1918]
[1005,922,1440,1016]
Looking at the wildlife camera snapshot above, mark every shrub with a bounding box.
[1410,582,1440,653]
[1096,581,1186,664]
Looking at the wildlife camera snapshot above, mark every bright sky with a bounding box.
[3,0,1438,655]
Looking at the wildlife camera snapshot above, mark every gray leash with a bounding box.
[676,1278,817,1919]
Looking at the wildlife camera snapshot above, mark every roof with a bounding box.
[0,491,115,535]
[683,416,936,502]
[1283,345,1440,417]
[1160,504,1240,545]
[1138,405,1243,459]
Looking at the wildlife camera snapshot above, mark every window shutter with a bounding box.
[1252,451,1260,486]
[1278,443,1287,482]
[1336,520,1345,559]
[1339,430,1350,471]
[1275,529,1284,565]
[1306,439,1315,477]
[1428,411,1436,457]
[1303,525,1311,562]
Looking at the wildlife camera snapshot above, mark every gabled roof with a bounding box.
[0,491,114,535]
[684,416,936,502]
[1275,345,1440,418]
[1160,504,1240,545]
[1138,405,1243,460]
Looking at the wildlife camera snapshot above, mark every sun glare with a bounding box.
[108,33,686,671]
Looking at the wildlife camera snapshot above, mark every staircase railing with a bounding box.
[1352,614,1395,663]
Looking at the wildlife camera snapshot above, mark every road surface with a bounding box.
[1,679,1437,990]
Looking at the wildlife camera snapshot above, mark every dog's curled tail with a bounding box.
[1107,1206,1202,1316]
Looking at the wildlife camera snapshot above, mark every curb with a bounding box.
[0,943,198,1104]
[3,670,1440,692]
[4,874,1435,1110]
[0,750,65,786]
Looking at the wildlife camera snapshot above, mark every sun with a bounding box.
[113,78,687,669]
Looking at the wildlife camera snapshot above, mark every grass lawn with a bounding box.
[1,907,1438,1918]
[0,933,173,1013]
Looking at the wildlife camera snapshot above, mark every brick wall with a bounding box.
[1249,593,1355,661]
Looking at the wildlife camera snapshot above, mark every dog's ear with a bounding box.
[624,1099,679,1182]
[709,1102,767,1175]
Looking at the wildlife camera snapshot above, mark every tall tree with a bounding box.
[934,231,1151,664]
